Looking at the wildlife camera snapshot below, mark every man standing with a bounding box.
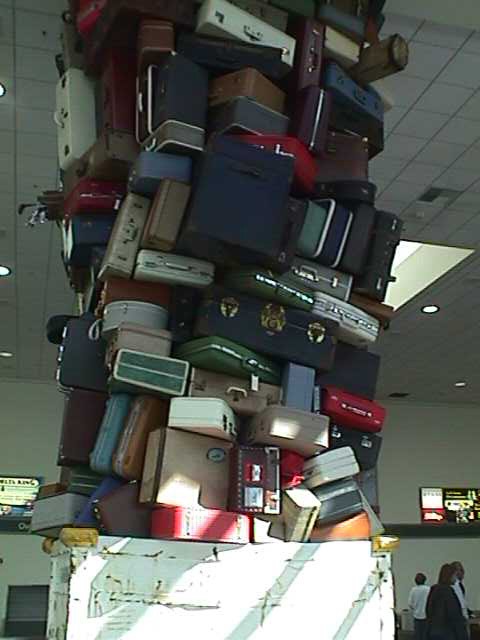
[408,572,430,640]
[452,561,471,635]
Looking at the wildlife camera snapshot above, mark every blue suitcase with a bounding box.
[90,394,133,475]
[66,213,116,267]
[281,363,315,411]
[74,476,124,527]
[128,151,192,197]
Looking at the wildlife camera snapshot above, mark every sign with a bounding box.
[0,476,42,520]
[420,487,480,524]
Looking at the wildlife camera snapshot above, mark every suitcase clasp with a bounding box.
[243,24,263,42]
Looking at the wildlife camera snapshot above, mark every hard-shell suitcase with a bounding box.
[58,389,108,467]
[74,476,124,526]
[128,151,192,198]
[315,1,365,43]
[226,0,288,31]
[195,286,338,370]
[134,250,215,289]
[196,0,296,67]
[60,19,84,71]
[303,446,359,489]
[287,18,324,93]
[267,0,315,17]
[140,427,232,508]
[151,505,249,543]
[208,96,289,136]
[338,203,376,276]
[228,445,281,514]
[113,396,169,480]
[322,24,361,68]
[188,367,281,416]
[322,386,385,433]
[309,512,370,541]
[312,293,379,348]
[349,293,395,329]
[314,477,364,525]
[101,300,169,339]
[330,423,381,471]
[95,481,151,537]
[356,467,379,512]
[69,130,139,183]
[283,257,352,301]
[105,323,172,367]
[168,397,237,442]
[168,286,201,343]
[65,213,115,267]
[55,69,96,171]
[174,336,281,385]
[316,131,369,184]
[110,349,190,397]
[65,467,104,496]
[316,342,379,401]
[290,87,331,156]
[140,180,191,252]
[281,363,315,411]
[98,194,150,281]
[31,492,89,537]
[142,120,205,156]
[350,34,409,85]
[64,178,126,219]
[97,47,136,135]
[99,278,171,313]
[246,405,329,456]
[137,19,175,72]
[76,0,107,35]
[314,179,376,204]
[90,393,133,475]
[209,68,286,113]
[280,450,305,489]
[283,485,321,542]
[353,210,403,302]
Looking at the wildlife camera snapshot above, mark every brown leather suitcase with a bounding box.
[309,512,371,541]
[287,18,324,94]
[317,130,369,182]
[349,293,395,329]
[105,323,173,367]
[140,180,191,252]
[137,19,175,72]
[113,396,169,480]
[95,481,151,537]
[97,277,171,317]
[350,34,409,85]
[209,68,286,114]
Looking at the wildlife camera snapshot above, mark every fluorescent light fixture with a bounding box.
[0,83,6,98]
[0,351,13,358]
[421,305,440,314]
[385,241,474,310]
[0,265,11,277]
[455,381,467,388]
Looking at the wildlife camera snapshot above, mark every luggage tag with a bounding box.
[250,374,259,392]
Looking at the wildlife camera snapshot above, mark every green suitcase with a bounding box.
[173,336,282,385]
[224,268,314,312]
[66,467,104,497]
[268,0,315,17]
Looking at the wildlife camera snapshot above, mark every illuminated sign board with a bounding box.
[420,488,480,524]
[0,476,42,523]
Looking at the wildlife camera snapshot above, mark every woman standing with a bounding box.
[426,563,469,640]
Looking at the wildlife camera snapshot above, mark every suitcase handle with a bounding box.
[341,402,372,418]
[227,386,248,399]
[243,24,264,42]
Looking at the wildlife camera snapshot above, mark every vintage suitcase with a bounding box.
[338,203,376,276]
[290,87,331,156]
[313,477,363,524]
[101,301,169,339]
[316,131,369,184]
[55,69,96,171]
[68,131,139,183]
[151,505,249,543]
[303,446,360,489]
[140,180,191,252]
[228,445,281,514]
[209,68,286,113]
[135,250,214,289]
[113,396,169,480]
[31,492,89,537]
[140,427,232,508]
[168,397,237,442]
[168,286,201,343]
[195,286,338,370]
[97,47,136,135]
[47,315,75,346]
[105,323,172,367]
[142,120,205,155]
[330,424,381,471]
[350,34,409,85]
[74,476,124,527]
[196,0,296,67]
[283,485,321,542]
[110,349,190,397]
[99,278,171,313]
[58,389,108,467]
[322,24,361,68]
[287,18,324,93]
[64,213,115,267]
[309,512,370,541]
[208,96,289,136]
[281,363,315,411]
[262,0,315,17]
[280,450,305,489]
[95,481,151,537]
[315,1,365,43]
[174,336,281,385]
[312,293,379,348]
[316,342,379,401]
[349,293,395,329]
[98,194,150,281]
[64,178,126,218]
[353,210,403,302]
[90,393,133,475]
[38,483,67,499]
[322,386,385,433]
[283,257,352,301]
[65,467,104,496]
[226,0,288,30]
[314,179,376,204]
[128,151,192,197]
[246,405,329,456]
[356,467,380,512]
[137,19,175,72]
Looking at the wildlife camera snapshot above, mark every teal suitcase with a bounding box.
[90,394,133,475]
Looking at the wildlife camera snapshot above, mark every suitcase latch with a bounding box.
[361,436,373,449]
[341,402,372,418]
[243,24,263,41]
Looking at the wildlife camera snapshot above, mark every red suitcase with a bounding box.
[77,0,107,36]
[290,87,332,156]
[151,505,250,544]
[280,450,305,489]
[98,47,136,134]
[287,18,324,94]
[322,386,386,433]
[64,178,126,218]
[234,134,317,195]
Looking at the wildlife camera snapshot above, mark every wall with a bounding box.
[0,381,63,635]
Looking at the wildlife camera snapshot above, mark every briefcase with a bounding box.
[283,485,321,542]
[98,277,171,313]
[64,178,126,219]
[312,293,379,348]
[90,393,133,475]
[137,19,175,72]
[95,481,151,537]
[208,96,289,136]
[316,131,369,184]
[287,18,324,93]
[64,213,115,267]
[97,47,136,134]
[338,203,376,276]
[31,492,89,537]
[313,477,364,525]
[316,1,366,43]
[349,293,395,329]
[140,180,191,252]
[151,505,249,543]
[105,323,172,368]
[228,445,281,514]
[134,250,215,288]
[283,257,352,301]
[113,396,169,480]
[168,397,237,442]
[69,130,139,182]
[227,0,288,31]
[322,386,385,433]
[350,34,409,85]
[314,179,376,204]
[74,477,124,527]
[101,301,169,339]
[303,447,359,489]
[209,68,286,113]
[128,151,192,198]
[329,423,381,471]
[290,87,331,156]
[168,286,201,343]
[281,363,315,411]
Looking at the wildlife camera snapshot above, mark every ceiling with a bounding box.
[0,2,480,404]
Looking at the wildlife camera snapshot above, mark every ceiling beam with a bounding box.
[387,0,480,30]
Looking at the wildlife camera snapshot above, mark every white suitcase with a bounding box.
[100,301,169,340]
[325,26,361,69]
[98,194,151,281]
[303,447,360,490]
[168,397,237,442]
[312,292,379,348]
[283,485,321,542]
[134,249,215,288]
[196,0,296,67]
[31,492,89,537]
[54,69,97,171]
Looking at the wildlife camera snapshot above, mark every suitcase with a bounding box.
[140,427,232,508]
[58,389,108,467]
[196,0,296,67]
[95,481,151,537]
[140,180,192,252]
[90,393,133,475]
[176,136,302,272]
[349,293,395,329]
[353,210,403,302]
[195,286,338,370]
[283,485,321,542]
[338,203,376,276]
[208,96,289,136]
[322,386,385,433]
[315,1,365,43]
[101,301,169,339]
[281,363,315,411]
[314,179,376,205]
[38,483,66,499]
[110,349,190,397]
[316,131,369,184]
[31,492,89,537]
[74,477,124,527]
[226,0,288,30]
[235,134,317,195]
[60,19,84,71]
[134,250,215,289]
[313,477,363,524]
[280,450,305,489]
[68,131,139,183]
[350,34,409,85]
[64,214,115,267]
[168,397,237,442]
[76,0,107,35]
[246,405,329,456]
[322,24,361,68]
[47,315,75,345]
[228,445,281,514]
[64,178,126,219]
[142,120,205,156]
[316,342,379,401]
[105,323,172,368]
[356,467,380,512]
[223,267,314,312]
[309,512,370,541]
[113,396,169,480]
[209,68,286,113]
[65,467,104,496]
[312,293,379,348]
[329,423,381,471]
[97,47,136,135]
[177,32,291,80]
[55,69,97,171]
[151,505,249,543]
[98,194,150,281]
[128,151,192,198]
[287,18,324,93]
[265,0,315,17]
[98,278,171,313]
[137,19,175,73]
[303,446,359,489]
[174,336,281,385]
[297,199,353,269]
[188,367,281,416]
[283,257,352,301]
[168,286,201,343]
[290,87,331,156]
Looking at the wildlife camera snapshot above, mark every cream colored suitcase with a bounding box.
[134,250,215,288]
[303,447,360,489]
[168,397,237,442]
[283,485,321,542]
[105,322,172,367]
[325,25,361,68]
[140,180,192,252]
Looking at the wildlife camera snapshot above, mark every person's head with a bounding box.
[438,563,457,586]
[451,561,465,581]
[415,573,427,585]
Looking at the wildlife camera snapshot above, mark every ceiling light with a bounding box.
[0,83,6,98]
[454,381,467,388]
[421,305,440,314]
[0,265,11,277]
[0,351,13,358]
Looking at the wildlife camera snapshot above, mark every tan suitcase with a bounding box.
[209,67,286,113]
[283,485,321,542]
[105,322,173,367]
[112,396,169,480]
[140,180,191,251]
[350,34,409,85]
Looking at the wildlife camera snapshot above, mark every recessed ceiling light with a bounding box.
[0,83,6,98]
[455,381,467,388]
[0,265,11,277]
[0,351,13,358]
[421,305,440,314]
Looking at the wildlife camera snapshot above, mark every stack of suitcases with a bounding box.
[31,0,409,545]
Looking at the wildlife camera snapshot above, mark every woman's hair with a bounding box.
[415,573,427,585]
[437,563,456,585]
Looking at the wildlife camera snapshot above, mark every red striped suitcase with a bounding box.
[98,47,136,134]
[322,386,385,433]
[151,505,250,543]
[64,178,126,218]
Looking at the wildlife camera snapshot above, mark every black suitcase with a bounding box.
[168,286,201,343]
[353,210,403,302]
[329,423,382,471]
[314,179,377,204]
[195,286,338,371]
[176,135,303,272]
[315,342,380,400]
[338,203,376,276]
[313,477,364,524]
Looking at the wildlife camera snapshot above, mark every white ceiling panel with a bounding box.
[15,8,62,51]
[0,5,13,45]
[405,42,456,80]
[0,129,14,154]
[15,0,65,14]
[0,102,15,129]
[395,162,445,186]
[0,43,13,75]
[414,82,474,115]
[381,12,423,40]
[462,32,480,55]
[379,73,431,109]
[381,134,428,160]
[412,20,473,50]
[392,109,450,139]
[433,167,480,190]
[436,52,480,89]
[456,89,480,120]
[15,45,59,82]
[380,180,426,202]
[369,157,407,182]
[16,107,55,134]
[15,78,56,110]
[436,117,480,144]
[413,140,468,167]
[16,131,58,158]
[374,199,410,215]
[385,106,408,133]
